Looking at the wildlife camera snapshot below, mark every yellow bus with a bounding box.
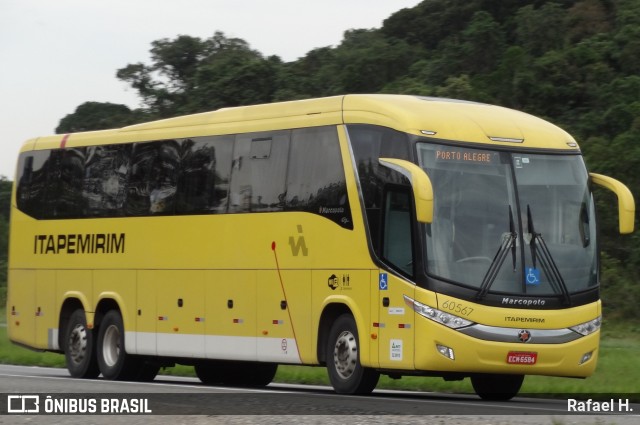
[7,95,635,400]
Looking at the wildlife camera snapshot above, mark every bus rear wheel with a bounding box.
[96,310,139,380]
[471,374,524,401]
[196,361,277,387]
[326,314,379,394]
[64,309,100,379]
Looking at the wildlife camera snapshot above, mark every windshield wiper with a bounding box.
[476,206,517,301]
[527,205,571,306]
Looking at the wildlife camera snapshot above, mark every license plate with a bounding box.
[507,351,538,365]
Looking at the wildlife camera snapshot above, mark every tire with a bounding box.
[64,309,100,379]
[471,374,524,401]
[136,361,160,382]
[195,361,224,385]
[96,310,139,380]
[326,314,379,394]
[196,361,277,387]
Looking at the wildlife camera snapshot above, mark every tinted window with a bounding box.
[287,127,352,229]
[83,144,132,217]
[383,189,413,276]
[176,136,233,214]
[16,150,51,218]
[348,125,410,209]
[15,126,353,230]
[347,125,411,250]
[127,140,180,216]
[229,132,290,213]
[55,148,86,218]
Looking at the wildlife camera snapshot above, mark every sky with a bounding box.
[0,0,422,179]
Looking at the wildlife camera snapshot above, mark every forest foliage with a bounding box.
[4,0,638,322]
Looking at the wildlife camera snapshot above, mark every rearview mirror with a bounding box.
[590,173,635,234]
[379,158,433,223]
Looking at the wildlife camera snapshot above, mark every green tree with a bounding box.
[116,31,279,117]
[514,3,568,56]
[56,102,143,133]
[0,176,10,220]
[0,177,9,303]
[334,29,419,94]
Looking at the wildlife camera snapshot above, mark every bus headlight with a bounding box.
[404,295,474,329]
[570,316,602,336]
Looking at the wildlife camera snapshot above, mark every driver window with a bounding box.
[383,189,413,276]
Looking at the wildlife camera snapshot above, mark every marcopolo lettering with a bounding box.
[501,297,546,307]
[33,233,125,254]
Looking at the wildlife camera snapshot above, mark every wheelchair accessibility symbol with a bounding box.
[526,267,540,286]
[379,273,388,290]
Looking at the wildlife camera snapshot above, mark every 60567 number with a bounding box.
[441,300,474,317]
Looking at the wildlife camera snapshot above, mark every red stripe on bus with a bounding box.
[60,134,70,148]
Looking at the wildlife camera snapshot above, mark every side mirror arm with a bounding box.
[590,172,635,234]
[379,158,433,223]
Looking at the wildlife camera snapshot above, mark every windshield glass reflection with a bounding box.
[417,143,597,296]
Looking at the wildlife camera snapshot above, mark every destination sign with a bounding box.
[435,148,498,165]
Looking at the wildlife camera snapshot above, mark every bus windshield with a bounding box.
[417,143,597,297]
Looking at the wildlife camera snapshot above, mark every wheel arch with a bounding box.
[317,300,369,366]
[94,297,122,330]
[58,297,87,351]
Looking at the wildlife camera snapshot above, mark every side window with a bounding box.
[176,136,233,214]
[348,124,411,209]
[16,150,51,219]
[348,124,411,251]
[383,189,414,276]
[54,148,86,218]
[229,131,290,213]
[127,140,180,216]
[17,148,86,219]
[83,144,132,217]
[287,127,352,229]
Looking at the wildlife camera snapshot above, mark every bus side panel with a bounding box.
[368,270,380,368]
[136,271,157,355]
[156,270,205,358]
[56,270,93,317]
[7,269,36,348]
[282,270,313,363]
[256,269,310,364]
[35,270,57,350]
[205,270,257,361]
[93,270,137,353]
[377,272,415,370]
[312,269,372,366]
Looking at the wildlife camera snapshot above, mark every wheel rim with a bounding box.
[102,324,121,368]
[333,330,358,380]
[68,324,88,365]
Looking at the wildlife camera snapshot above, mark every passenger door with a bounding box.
[377,188,415,369]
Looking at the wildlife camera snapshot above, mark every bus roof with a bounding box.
[24,94,579,152]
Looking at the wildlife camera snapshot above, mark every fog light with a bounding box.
[436,344,455,360]
[579,351,593,365]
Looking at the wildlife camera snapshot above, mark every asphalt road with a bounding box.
[0,364,637,424]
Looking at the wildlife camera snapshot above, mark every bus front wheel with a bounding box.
[471,374,524,401]
[326,314,379,394]
[96,310,138,380]
[64,309,100,379]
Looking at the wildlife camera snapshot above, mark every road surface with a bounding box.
[0,364,637,424]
